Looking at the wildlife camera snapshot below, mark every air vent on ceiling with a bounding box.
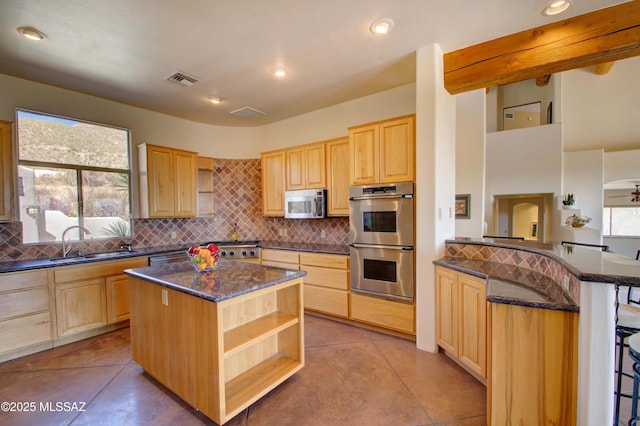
[165,71,199,87]
[230,107,268,119]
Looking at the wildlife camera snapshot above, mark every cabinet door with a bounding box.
[106,274,130,324]
[285,147,306,190]
[56,279,107,337]
[349,124,379,185]
[305,143,326,189]
[326,138,350,216]
[435,267,458,355]
[379,116,414,183]
[147,145,175,217]
[261,151,286,216]
[0,121,13,222]
[174,150,198,217]
[458,274,486,378]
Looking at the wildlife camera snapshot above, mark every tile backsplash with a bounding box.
[0,158,349,262]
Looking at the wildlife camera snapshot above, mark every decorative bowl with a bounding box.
[186,244,220,273]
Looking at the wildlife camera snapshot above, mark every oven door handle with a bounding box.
[350,243,414,250]
[349,194,412,201]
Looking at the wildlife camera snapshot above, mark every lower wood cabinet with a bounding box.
[53,257,148,339]
[435,266,487,380]
[488,302,578,425]
[299,252,349,318]
[350,293,415,334]
[0,269,52,362]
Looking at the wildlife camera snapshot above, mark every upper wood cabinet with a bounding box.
[197,156,214,217]
[261,150,286,216]
[349,115,415,185]
[138,143,198,218]
[326,137,350,216]
[285,142,326,190]
[0,121,14,222]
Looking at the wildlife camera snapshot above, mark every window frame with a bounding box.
[16,108,133,244]
[602,206,640,238]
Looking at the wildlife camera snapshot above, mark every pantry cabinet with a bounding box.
[435,266,487,380]
[261,150,286,216]
[285,142,326,190]
[0,120,14,222]
[0,269,52,362]
[53,257,148,339]
[326,137,350,216]
[138,143,198,218]
[349,115,415,185]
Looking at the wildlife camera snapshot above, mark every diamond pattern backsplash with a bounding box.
[0,158,350,262]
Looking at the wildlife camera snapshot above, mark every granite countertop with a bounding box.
[259,241,349,255]
[448,237,640,286]
[125,259,307,302]
[434,256,579,312]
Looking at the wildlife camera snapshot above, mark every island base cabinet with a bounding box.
[129,276,304,425]
[489,302,578,426]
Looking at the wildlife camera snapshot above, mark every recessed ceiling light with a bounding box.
[209,96,223,104]
[542,0,571,16]
[17,26,46,41]
[369,18,394,35]
[274,68,286,78]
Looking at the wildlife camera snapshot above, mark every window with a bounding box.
[603,207,640,236]
[17,109,132,244]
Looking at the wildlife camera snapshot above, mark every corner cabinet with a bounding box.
[0,121,14,222]
[349,115,415,185]
[261,150,286,216]
[435,266,487,380]
[326,137,350,216]
[129,275,304,425]
[138,143,198,218]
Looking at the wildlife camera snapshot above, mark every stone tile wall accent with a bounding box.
[445,242,580,303]
[0,158,350,262]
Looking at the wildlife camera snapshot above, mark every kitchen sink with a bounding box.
[48,250,138,262]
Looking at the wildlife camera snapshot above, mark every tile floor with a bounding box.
[0,315,487,426]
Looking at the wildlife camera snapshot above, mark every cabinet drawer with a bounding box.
[304,285,348,317]
[0,312,51,352]
[350,293,415,334]
[261,249,299,265]
[301,265,348,290]
[0,288,49,321]
[54,257,148,283]
[299,252,348,269]
[0,269,48,293]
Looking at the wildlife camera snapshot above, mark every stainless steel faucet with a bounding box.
[62,225,92,257]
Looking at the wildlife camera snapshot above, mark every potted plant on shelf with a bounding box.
[562,193,575,209]
[566,214,591,228]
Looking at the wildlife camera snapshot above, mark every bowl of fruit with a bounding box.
[187,243,220,273]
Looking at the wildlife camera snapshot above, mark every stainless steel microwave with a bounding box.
[284,189,327,219]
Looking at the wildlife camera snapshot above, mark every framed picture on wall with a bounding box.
[455,194,470,219]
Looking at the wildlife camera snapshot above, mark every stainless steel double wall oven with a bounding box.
[349,182,414,302]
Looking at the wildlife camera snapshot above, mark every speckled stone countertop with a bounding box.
[259,241,349,255]
[125,258,307,303]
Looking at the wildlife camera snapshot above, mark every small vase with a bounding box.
[571,223,585,228]
[562,204,575,210]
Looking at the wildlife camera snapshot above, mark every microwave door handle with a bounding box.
[350,243,413,250]
[312,198,317,216]
[349,194,412,201]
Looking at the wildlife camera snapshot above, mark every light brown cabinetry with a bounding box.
[129,274,304,425]
[349,115,415,185]
[326,137,350,216]
[285,142,326,190]
[299,252,349,318]
[138,143,198,218]
[435,266,487,380]
[488,302,578,425]
[261,150,286,216]
[0,269,52,362]
[53,257,148,339]
[197,156,214,216]
[0,120,14,222]
[350,293,415,334]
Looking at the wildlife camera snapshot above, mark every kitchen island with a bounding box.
[125,259,306,425]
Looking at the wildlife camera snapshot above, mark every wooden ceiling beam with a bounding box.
[443,1,640,94]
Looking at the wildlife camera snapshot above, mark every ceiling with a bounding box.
[0,0,627,127]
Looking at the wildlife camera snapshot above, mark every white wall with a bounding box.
[485,124,563,235]
[563,150,604,233]
[604,149,640,184]
[455,90,485,238]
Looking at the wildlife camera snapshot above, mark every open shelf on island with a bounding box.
[224,311,299,356]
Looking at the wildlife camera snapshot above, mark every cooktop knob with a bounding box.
[221,251,227,257]
[242,250,248,256]
[229,250,235,257]
[250,250,256,256]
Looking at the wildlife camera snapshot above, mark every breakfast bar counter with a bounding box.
[125,260,306,425]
